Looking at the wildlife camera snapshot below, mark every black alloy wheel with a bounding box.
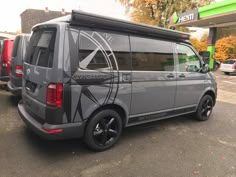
[195,95,214,121]
[93,117,119,146]
[84,109,122,151]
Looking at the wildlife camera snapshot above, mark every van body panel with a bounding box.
[62,27,132,124]
[130,71,177,115]
[18,11,217,143]
[8,34,30,95]
[175,72,207,107]
[0,39,14,81]
[174,43,209,108]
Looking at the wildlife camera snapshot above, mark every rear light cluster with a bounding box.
[46,83,63,107]
[15,65,23,77]
[233,63,236,70]
[2,63,8,68]
[41,127,63,133]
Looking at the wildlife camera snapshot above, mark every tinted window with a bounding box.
[176,44,200,72]
[25,28,56,68]
[12,36,21,57]
[223,60,236,64]
[131,36,174,71]
[79,30,130,70]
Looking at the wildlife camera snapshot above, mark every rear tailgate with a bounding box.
[22,26,64,123]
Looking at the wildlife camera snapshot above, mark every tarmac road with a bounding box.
[0,71,236,177]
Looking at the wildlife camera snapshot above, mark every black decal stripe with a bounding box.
[128,106,196,124]
[83,87,101,106]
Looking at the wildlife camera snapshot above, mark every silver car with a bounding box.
[18,11,217,151]
[220,59,236,75]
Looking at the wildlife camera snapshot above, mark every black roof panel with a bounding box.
[70,10,190,41]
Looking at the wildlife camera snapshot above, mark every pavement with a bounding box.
[0,70,236,177]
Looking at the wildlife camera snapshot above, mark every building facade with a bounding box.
[21,9,70,33]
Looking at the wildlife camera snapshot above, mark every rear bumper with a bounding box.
[220,68,236,73]
[0,69,9,81]
[7,81,22,96]
[18,101,85,140]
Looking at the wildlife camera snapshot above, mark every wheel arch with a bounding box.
[85,104,128,127]
[199,89,216,106]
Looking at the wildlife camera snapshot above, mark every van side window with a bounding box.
[130,36,174,71]
[176,44,200,72]
[79,30,131,70]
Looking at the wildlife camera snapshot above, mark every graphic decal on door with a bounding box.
[64,30,121,123]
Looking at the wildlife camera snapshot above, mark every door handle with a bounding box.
[167,73,175,78]
[179,73,186,78]
[122,73,131,82]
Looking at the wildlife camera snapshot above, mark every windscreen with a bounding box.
[25,28,57,68]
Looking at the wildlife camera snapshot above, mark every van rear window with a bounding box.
[25,28,56,68]
[223,60,236,64]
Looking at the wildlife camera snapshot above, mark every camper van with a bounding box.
[8,34,30,95]
[18,11,217,151]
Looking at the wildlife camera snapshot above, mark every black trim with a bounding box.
[128,106,196,124]
[18,101,85,140]
[70,10,189,41]
[7,81,22,96]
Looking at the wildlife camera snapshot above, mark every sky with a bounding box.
[0,0,223,36]
[0,0,127,32]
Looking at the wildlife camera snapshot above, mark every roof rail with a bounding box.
[70,10,190,41]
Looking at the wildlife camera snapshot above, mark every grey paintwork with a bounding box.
[22,24,65,121]
[20,21,217,139]
[8,34,30,95]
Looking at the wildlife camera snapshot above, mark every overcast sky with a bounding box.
[0,0,126,32]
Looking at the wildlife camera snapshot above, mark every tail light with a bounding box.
[47,83,63,107]
[2,63,8,68]
[15,65,23,77]
[233,63,236,70]
[41,127,63,133]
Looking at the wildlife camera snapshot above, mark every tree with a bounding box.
[190,33,208,52]
[214,35,236,61]
[119,0,214,28]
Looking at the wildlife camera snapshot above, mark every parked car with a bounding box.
[214,60,221,70]
[0,39,14,81]
[7,34,30,96]
[220,59,236,75]
[18,11,217,151]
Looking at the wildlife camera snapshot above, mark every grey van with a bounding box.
[18,11,217,151]
[8,34,30,95]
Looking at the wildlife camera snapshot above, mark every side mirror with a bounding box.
[199,51,210,64]
[201,64,209,73]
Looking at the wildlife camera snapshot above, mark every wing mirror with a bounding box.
[199,51,210,64]
[201,64,209,73]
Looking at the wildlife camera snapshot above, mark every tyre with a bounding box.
[194,95,214,121]
[84,109,123,151]
[224,72,230,75]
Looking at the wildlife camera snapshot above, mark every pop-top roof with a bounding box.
[38,10,190,41]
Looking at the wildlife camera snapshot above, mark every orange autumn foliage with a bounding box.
[214,35,236,61]
[190,33,208,52]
